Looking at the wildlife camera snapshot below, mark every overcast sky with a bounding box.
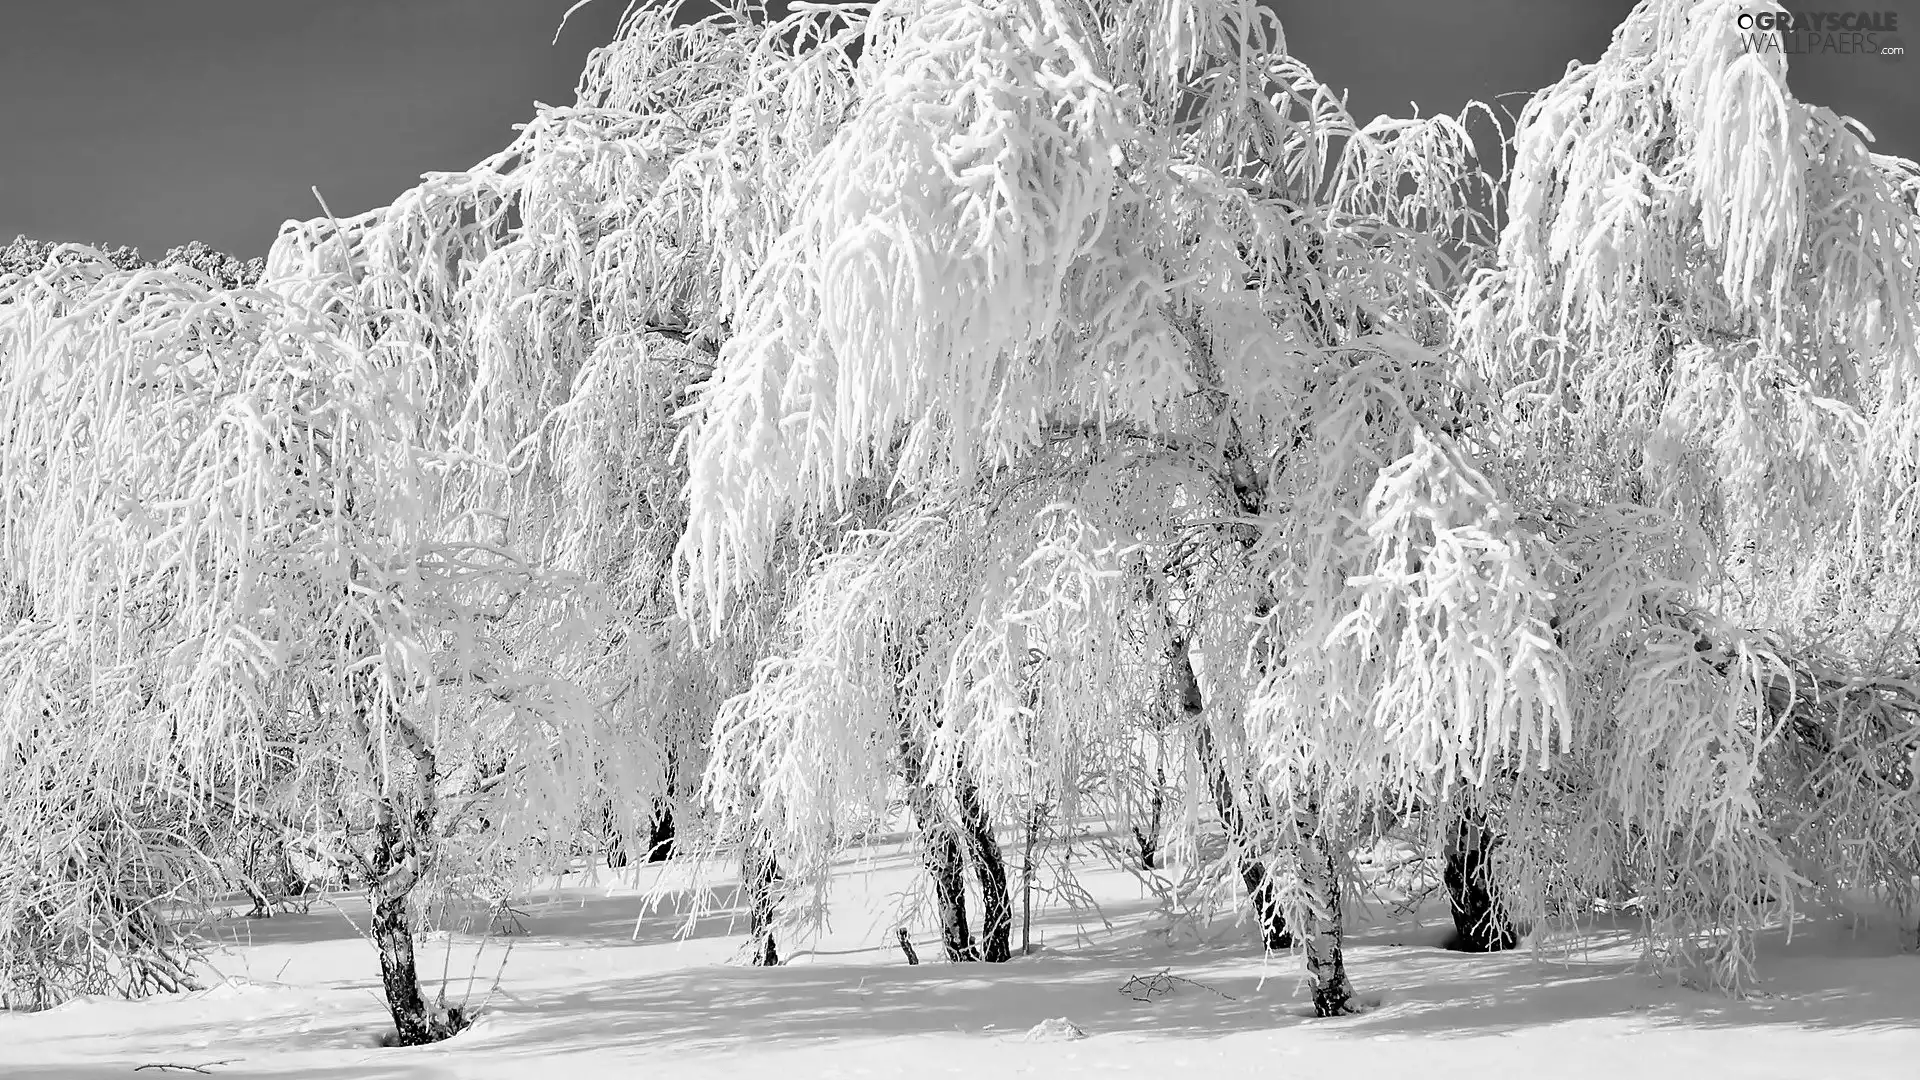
[3,0,1915,259]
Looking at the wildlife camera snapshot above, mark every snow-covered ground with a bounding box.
[6,836,1916,1079]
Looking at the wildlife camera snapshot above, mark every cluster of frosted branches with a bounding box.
[1459,0,1920,561]
[0,156,656,1010]
[0,620,218,1009]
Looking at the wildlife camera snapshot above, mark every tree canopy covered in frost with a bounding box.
[0,0,1916,1032]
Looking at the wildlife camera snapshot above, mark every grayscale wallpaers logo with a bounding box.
[1737,9,1905,59]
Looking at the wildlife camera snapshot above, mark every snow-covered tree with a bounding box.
[672,0,1920,1008]
[668,0,1517,1014]
[1455,0,1920,988]
[0,241,263,1008]
[0,218,641,1038]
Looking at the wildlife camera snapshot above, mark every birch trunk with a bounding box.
[898,714,977,961]
[366,798,464,1044]
[1295,804,1355,1017]
[349,681,464,1046]
[1443,811,1516,952]
[743,845,782,967]
[1172,637,1292,951]
[956,766,1013,963]
[1133,756,1166,871]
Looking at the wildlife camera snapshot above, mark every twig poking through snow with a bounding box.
[1118,969,1237,1002]
[133,1061,237,1074]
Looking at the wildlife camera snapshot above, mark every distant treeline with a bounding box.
[1,235,264,290]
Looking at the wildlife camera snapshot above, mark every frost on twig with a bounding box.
[1118,968,1239,1003]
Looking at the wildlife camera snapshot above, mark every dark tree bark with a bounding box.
[1296,811,1355,1017]
[602,797,674,868]
[1237,855,1292,952]
[370,881,461,1045]
[1443,812,1517,953]
[646,801,676,863]
[929,828,976,961]
[895,927,920,965]
[887,624,1010,963]
[898,714,977,961]
[650,747,681,863]
[1132,757,1166,870]
[955,768,1013,963]
[344,676,464,1048]
[1174,638,1292,951]
[367,800,464,1045]
[744,846,781,967]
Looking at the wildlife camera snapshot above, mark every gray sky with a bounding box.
[3,0,1914,259]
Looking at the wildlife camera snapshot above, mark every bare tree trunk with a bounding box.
[369,875,452,1042]
[889,626,986,962]
[1443,810,1516,953]
[346,681,464,1047]
[1021,801,1045,955]
[646,801,676,863]
[1295,804,1355,1017]
[650,748,680,863]
[926,825,974,961]
[239,835,276,919]
[367,798,464,1045]
[601,801,630,869]
[898,715,977,961]
[956,768,1013,963]
[887,625,1009,964]
[1173,638,1292,951]
[604,800,675,868]
[743,845,781,967]
[1132,757,1165,870]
